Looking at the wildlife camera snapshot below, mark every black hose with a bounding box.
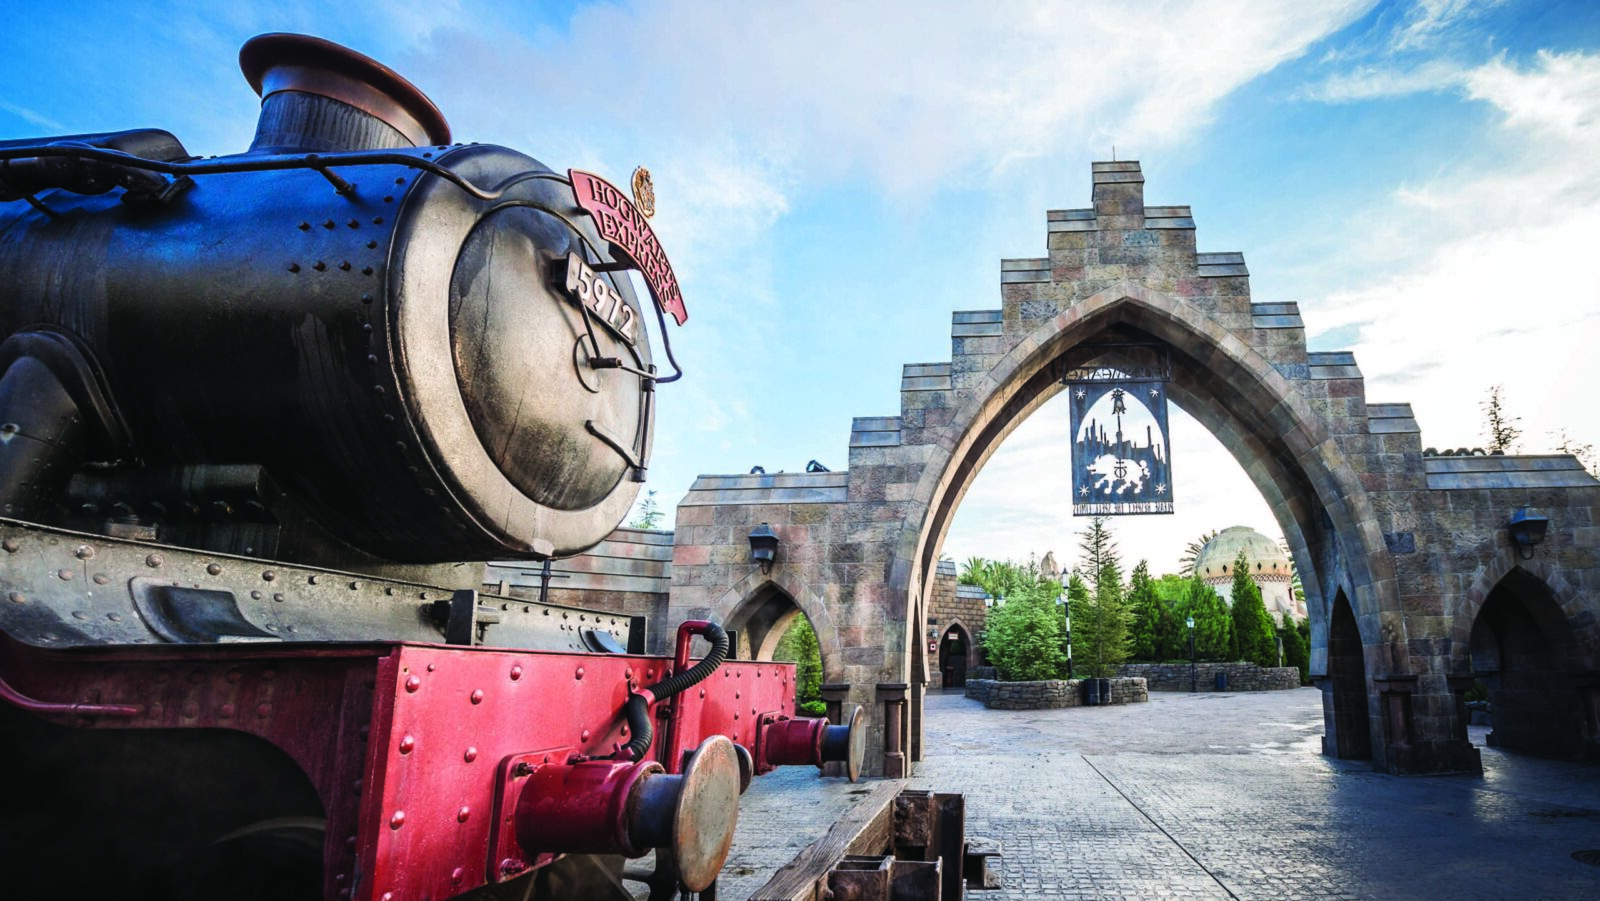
[618,622,729,761]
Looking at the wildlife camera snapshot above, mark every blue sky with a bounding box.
[5,1,1597,574]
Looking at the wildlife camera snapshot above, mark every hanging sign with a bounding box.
[1069,379,1174,515]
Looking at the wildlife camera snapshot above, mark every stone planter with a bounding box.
[964,677,1148,710]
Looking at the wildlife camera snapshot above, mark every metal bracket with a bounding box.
[427,589,502,645]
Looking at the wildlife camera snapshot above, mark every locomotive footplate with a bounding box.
[0,517,642,653]
[0,631,831,900]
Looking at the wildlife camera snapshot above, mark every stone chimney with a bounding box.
[1091,160,1145,231]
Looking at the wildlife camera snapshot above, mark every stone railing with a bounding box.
[1116,662,1301,692]
[964,677,1148,709]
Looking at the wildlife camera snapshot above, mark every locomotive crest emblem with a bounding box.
[632,165,656,218]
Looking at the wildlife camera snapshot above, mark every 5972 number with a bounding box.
[562,252,637,345]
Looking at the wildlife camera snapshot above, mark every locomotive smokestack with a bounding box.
[239,33,451,153]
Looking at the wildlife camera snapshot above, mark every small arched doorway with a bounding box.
[1470,568,1589,758]
[726,582,804,663]
[1324,590,1372,759]
[938,622,972,688]
[724,580,830,717]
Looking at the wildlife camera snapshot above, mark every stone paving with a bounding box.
[720,687,1600,900]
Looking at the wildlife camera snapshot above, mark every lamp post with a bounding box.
[1186,615,1196,693]
[1056,591,1074,680]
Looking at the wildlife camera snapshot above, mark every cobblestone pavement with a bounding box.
[721,688,1600,900]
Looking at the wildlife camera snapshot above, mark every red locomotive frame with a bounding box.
[1,619,844,899]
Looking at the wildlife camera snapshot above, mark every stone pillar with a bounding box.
[876,682,909,778]
[909,680,924,763]
[1570,671,1600,762]
[1373,675,1416,775]
[820,682,852,778]
[1444,675,1476,743]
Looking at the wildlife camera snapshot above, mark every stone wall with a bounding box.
[1118,662,1301,692]
[965,677,1148,709]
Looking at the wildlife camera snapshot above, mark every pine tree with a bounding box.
[1064,572,1092,677]
[1229,549,1278,667]
[1075,573,1132,679]
[772,616,824,715]
[1076,516,1119,578]
[1183,574,1233,661]
[1126,560,1160,661]
[1279,611,1310,684]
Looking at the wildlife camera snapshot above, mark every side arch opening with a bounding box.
[1471,567,1591,759]
[727,581,829,718]
[1324,589,1373,759]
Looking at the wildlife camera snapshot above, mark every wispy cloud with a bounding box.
[1296,58,1466,101]
[1392,0,1507,51]
[0,97,64,131]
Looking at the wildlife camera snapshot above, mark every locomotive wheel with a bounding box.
[151,816,325,901]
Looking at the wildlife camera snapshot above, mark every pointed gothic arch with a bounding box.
[892,282,1400,681]
[709,569,843,679]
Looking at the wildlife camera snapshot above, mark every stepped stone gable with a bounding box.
[528,160,1599,778]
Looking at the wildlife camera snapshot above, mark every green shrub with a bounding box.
[981,578,1065,681]
[798,700,828,718]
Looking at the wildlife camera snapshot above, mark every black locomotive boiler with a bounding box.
[0,33,858,901]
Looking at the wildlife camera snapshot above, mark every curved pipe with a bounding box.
[618,620,728,762]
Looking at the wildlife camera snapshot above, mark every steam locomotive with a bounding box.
[0,34,860,900]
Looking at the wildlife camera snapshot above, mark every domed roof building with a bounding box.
[1195,525,1305,621]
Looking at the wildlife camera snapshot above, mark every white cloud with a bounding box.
[1306,50,1600,454]
[416,1,1372,198]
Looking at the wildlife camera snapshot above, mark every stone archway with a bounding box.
[658,160,1598,777]
[709,569,842,678]
[1322,590,1374,760]
[1469,567,1595,759]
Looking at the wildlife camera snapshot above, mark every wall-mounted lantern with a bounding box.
[1506,506,1549,560]
[748,522,780,574]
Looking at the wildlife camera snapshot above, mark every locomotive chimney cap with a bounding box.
[240,33,451,147]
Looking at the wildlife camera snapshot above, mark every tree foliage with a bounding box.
[627,489,663,530]
[1555,428,1598,475]
[959,556,1041,602]
[1482,384,1521,454]
[1229,549,1278,667]
[1070,519,1132,678]
[1177,574,1232,661]
[772,615,824,716]
[980,577,1065,681]
[1178,529,1219,577]
[1126,560,1164,662]
[1279,611,1310,684]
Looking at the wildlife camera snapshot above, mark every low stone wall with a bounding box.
[964,677,1148,709]
[1117,662,1301,692]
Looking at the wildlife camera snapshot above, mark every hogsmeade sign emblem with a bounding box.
[1068,354,1174,516]
[568,169,687,326]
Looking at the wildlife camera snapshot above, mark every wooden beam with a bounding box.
[747,780,907,901]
